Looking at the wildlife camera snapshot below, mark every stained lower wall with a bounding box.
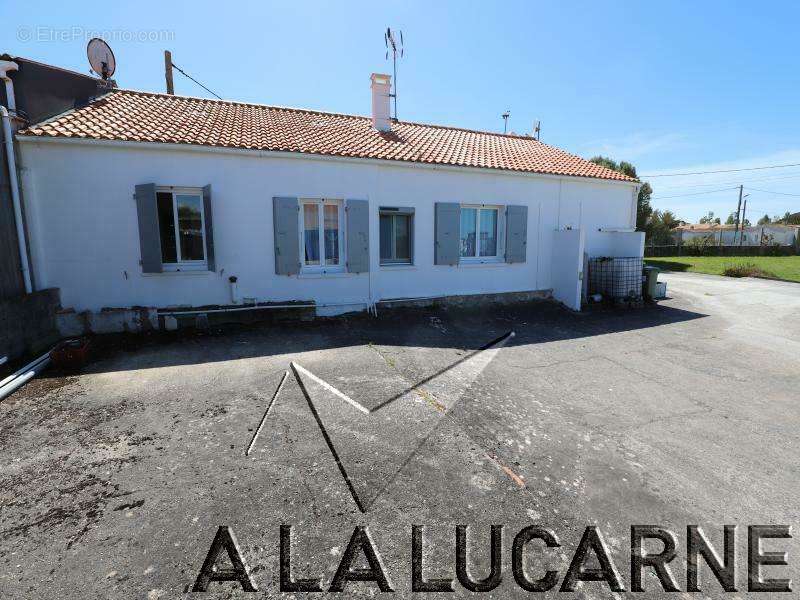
[0,287,60,360]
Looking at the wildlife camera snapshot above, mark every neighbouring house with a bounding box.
[674,223,800,246]
[1,56,112,358]
[1,55,113,300]
[12,69,643,331]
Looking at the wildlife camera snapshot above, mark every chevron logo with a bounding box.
[244,331,517,512]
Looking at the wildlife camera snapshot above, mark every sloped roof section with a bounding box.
[19,89,636,182]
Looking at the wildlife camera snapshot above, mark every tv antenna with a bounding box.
[86,38,115,80]
[502,111,510,134]
[384,27,403,119]
[532,119,541,140]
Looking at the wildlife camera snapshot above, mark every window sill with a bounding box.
[458,259,506,268]
[142,269,213,277]
[298,270,351,279]
[380,263,416,271]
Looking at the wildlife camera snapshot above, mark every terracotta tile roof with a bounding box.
[675,223,736,231]
[19,89,636,182]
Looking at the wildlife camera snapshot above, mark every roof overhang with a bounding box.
[17,135,641,189]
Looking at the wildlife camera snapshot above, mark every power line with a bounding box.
[642,162,800,178]
[649,186,740,201]
[654,171,800,191]
[169,62,223,100]
[746,187,800,198]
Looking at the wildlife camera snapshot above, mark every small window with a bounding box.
[300,199,344,271]
[380,208,413,265]
[156,188,207,270]
[460,205,499,259]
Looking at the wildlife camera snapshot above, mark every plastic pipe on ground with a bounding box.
[0,356,50,401]
[0,350,50,389]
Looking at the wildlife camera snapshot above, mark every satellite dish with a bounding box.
[86,38,116,80]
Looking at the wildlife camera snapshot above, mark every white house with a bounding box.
[15,73,642,328]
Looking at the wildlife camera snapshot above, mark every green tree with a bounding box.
[660,210,679,229]
[757,214,771,225]
[724,212,749,226]
[589,156,652,231]
[647,209,680,245]
[776,211,800,225]
[699,211,720,225]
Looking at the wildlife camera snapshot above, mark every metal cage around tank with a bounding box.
[588,257,643,300]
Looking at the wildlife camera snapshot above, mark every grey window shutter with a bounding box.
[273,197,300,275]
[134,183,163,273]
[346,199,370,273]
[202,184,216,272]
[505,205,528,263]
[434,202,460,265]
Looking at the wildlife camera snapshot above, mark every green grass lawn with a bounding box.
[645,256,800,283]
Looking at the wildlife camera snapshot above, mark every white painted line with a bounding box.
[245,370,289,456]
[290,361,371,415]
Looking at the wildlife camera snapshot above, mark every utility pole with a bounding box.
[164,50,174,95]
[739,196,748,246]
[733,184,743,245]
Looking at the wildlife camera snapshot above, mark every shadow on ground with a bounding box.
[643,259,691,272]
[30,300,707,382]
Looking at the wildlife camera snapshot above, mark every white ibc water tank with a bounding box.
[589,257,643,299]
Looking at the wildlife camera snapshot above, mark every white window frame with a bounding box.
[459,204,505,263]
[156,186,208,272]
[379,207,414,266]
[299,198,346,273]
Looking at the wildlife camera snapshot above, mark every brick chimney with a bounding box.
[370,73,391,132]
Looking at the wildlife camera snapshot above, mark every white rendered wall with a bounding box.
[551,229,585,311]
[19,140,638,312]
[592,231,645,257]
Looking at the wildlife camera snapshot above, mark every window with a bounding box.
[460,205,499,259]
[300,199,344,271]
[379,207,413,265]
[156,188,207,270]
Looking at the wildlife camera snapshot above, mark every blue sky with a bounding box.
[4,0,799,222]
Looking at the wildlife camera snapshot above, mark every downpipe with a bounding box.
[1,104,33,294]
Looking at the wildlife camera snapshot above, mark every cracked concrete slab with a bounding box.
[1,275,799,598]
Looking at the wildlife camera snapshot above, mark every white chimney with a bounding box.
[370,73,392,131]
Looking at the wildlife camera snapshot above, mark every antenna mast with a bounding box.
[384,28,403,120]
[502,111,510,134]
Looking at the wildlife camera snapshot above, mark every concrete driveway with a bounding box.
[1,274,799,598]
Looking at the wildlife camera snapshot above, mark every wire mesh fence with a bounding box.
[588,257,643,300]
[645,244,797,257]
